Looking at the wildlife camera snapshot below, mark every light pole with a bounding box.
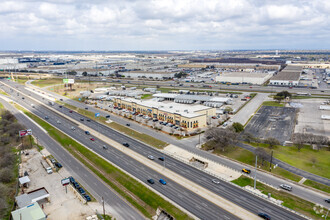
[254,155,257,190]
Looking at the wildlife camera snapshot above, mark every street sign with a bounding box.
[19,129,32,137]
[63,79,75,84]
[61,178,70,186]
[95,113,100,117]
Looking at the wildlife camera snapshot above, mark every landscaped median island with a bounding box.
[57,101,168,149]
[231,176,325,220]
[31,78,64,88]
[14,104,191,220]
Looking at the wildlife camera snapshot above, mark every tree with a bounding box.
[292,133,305,151]
[255,147,270,166]
[0,167,13,183]
[264,137,280,149]
[232,122,244,133]
[204,127,237,152]
[311,157,317,167]
[82,71,88,76]
[273,95,284,103]
[276,91,292,98]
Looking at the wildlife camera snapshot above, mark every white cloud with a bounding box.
[0,0,329,50]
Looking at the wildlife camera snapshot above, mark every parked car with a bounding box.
[55,162,62,168]
[242,168,251,174]
[73,182,80,188]
[84,195,91,202]
[69,176,75,184]
[280,184,292,191]
[123,143,130,147]
[148,155,154,160]
[50,158,56,164]
[212,179,220,184]
[90,138,95,141]
[158,157,164,161]
[78,187,86,195]
[147,179,155,184]
[159,179,167,185]
[258,213,271,220]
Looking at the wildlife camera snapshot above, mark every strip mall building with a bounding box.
[113,98,216,131]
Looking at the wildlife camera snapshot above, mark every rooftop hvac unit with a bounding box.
[170,106,173,108]
[184,109,188,112]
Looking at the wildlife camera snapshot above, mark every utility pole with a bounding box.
[102,196,105,219]
[324,208,329,220]
[254,155,257,190]
[269,150,273,172]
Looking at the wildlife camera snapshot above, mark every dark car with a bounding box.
[86,119,91,122]
[54,162,62,168]
[73,183,80,189]
[78,187,86,195]
[59,105,62,108]
[69,110,73,113]
[85,107,88,110]
[84,195,91,202]
[22,97,25,99]
[258,213,271,220]
[147,179,155,184]
[69,176,75,183]
[60,99,63,101]
[123,143,130,147]
[44,116,49,120]
[126,123,130,126]
[158,157,164,161]
[80,118,84,121]
[159,179,167,185]
[105,115,111,118]
[152,119,158,122]
[85,131,90,135]
[325,198,330,203]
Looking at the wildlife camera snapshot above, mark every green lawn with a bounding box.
[262,101,284,107]
[16,104,191,220]
[0,90,9,96]
[209,146,301,182]
[303,179,330,194]
[31,78,64,87]
[231,177,324,220]
[141,94,153,99]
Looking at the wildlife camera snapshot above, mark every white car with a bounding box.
[212,179,220,184]
[148,155,154,160]
[71,126,75,130]
[57,120,61,124]
[280,184,292,191]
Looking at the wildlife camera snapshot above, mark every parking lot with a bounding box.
[19,148,98,220]
[294,99,330,136]
[244,106,297,144]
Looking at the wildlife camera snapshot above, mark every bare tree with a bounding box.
[0,167,14,183]
[204,127,237,152]
[311,157,317,167]
[292,133,305,152]
[264,137,280,149]
[255,147,270,166]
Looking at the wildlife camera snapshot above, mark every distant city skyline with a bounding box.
[1,0,330,51]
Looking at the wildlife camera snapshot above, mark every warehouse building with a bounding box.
[113,98,216,131]
[215,72,273,85]
[269,65,302,86]
[120,71,176,79]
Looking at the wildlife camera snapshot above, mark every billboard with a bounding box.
[61,178,70,186]
[63,79,75,84]
[19,129,32,137]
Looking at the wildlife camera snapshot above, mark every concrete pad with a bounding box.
[164,144,241,181]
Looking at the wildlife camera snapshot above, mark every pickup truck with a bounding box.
[40,160,53,174]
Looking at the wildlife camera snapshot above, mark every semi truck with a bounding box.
[40,160,53,174]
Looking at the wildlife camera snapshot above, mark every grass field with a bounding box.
[0,90,8,96]
[210,146,302,182]
[141,94,153,99]
[303,179,330,194]
[59,102,168,149]
[31,78,64,87]
[16,104,191,220]
[262,101,285,107]
[248,142,330,180]
[231,176,324,220]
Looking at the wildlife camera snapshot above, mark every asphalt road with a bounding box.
[0,97,144,220]
[1,80,312,219]
[28,80,330,207]
[1,82,240,220]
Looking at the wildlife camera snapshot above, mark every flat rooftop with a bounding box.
[218,72,272,78]
[270,65,302,81]
[118,97,213,118]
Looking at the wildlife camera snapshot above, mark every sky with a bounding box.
[0,0,330,51]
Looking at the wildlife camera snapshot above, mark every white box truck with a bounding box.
[41,160,53,174]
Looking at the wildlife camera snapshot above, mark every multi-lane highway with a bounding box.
[0,79,311,220]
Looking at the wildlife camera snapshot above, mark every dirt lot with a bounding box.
[244,106,297,144]
[19,148,100,220]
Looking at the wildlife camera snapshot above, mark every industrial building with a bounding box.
[153,93,232,107]
[215,72,273,85]
[11,202,46,220]
[120,71,176,79]
[269,65,303,86]
[113,97,216,131]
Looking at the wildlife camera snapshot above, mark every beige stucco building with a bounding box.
[113,98,216,131]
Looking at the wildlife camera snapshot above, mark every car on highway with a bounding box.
[159,179,167,185]
[44,116,49,120]
[86,119,91,122]
[60,99,63,101]
[152,119,158,122]
[22,97,25,99]
[325,198,330,203]
[105,115,110,118]
[59,105,62,108]
[126,123,130,126]
[90,138,95,141]
[158,157,164,161]
[69,110,73,113]
[258,213,271,220]
[85,131,90,135]
[242,168,251,174]
[279,184,292,191]
[122,143,130,147]
[80,118,84,121]
[148,155,154,160]
[212,179,220,184]
[147,179,155,184]
[56,120,61,124]
[71,126,75,130]
[85,107,88,110]
[103,145,108,150]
